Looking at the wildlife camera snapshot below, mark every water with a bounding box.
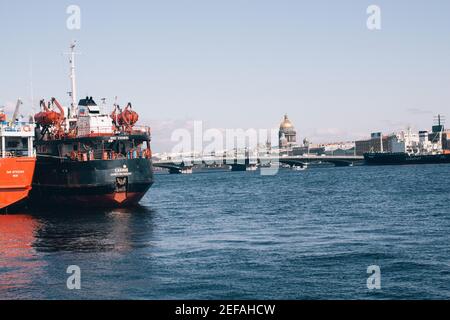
[1,165,450,300]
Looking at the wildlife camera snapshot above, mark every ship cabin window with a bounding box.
[141,140,149,150]
[3,137,28,157]
[78,97,101,115]
[7,140,19,148]
[88,106,100,114]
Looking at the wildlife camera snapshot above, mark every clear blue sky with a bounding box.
[1,0,449,151]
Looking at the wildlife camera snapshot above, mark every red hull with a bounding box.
[0,157,36,210]
[48,192,147,208]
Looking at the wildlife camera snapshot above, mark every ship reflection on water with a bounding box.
[0,206,155,298]
[0,215,45,296]
[30,206,155,253]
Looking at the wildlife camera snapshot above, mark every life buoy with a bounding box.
[22,125,31,132]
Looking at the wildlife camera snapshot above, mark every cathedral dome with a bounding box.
[278,114,297,149]
[280,114,294,130]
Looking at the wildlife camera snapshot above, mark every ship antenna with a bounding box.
[29,56,35,116]
[114,96,119,125]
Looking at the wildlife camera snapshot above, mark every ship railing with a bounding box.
[0,149,32,158]
[129,125,151,135]
[71,125,151,138]
[114,125,151,137]
[75,127,116,138]
[65,147,152,162]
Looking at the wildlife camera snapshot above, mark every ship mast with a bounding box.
[69,41,78,115]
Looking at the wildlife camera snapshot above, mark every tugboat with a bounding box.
[0,100,36,212]
[30,42,154,207]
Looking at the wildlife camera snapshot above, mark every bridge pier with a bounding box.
[230,164,246,172]
[228,158,258,172]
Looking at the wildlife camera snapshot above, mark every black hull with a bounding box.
[30,157,154,208]
[0,197,29,214]
[364,152,450,166]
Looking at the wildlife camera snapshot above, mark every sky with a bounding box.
[1,0,450,152]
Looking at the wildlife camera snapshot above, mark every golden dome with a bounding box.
[280,114,294,130]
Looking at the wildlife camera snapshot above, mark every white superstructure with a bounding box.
[0,122,35,158]
[76,98,114,137]
[388,127,443,155]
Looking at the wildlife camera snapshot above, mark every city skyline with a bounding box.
[1,0,450,152]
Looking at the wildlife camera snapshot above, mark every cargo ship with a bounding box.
[0,100,36,212]
[30,42,154,207]
[364,151,450,165]
[364,117,450,166]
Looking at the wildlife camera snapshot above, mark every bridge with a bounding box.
[275,155,364,168]
[153,155,364,174]
[153,160,195,174]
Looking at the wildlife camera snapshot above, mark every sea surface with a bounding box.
[1,165,450,300]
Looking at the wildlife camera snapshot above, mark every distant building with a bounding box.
[323,147,355,156]
[355,132,389,155]
[279,114,297,149]
[442,131,450,150]
[320,141,356,156]
[292,146,325,156]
